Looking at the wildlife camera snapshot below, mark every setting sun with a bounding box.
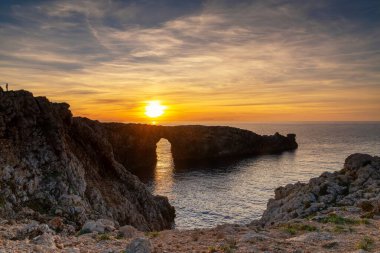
[145,101,166,118]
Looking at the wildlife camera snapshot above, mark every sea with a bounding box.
[139,122,380,230]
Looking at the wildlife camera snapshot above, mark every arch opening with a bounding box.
[152,138,174,195]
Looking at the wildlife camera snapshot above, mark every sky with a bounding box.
[0,0,379,123]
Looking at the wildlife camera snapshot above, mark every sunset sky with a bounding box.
[0,0,379,123]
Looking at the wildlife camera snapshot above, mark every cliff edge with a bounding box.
[0,90,175,231]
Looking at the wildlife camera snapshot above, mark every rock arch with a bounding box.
[103,123,298,173]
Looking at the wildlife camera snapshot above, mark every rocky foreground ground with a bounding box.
[0,207,379,253]
[1,153,379,253]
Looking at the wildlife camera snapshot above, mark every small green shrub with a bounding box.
[219,238,238,253]
[98,233,111,241]
[220,241,238,253]
[320,214,363,225]
[356,236,374,251]
[116,232,124,239]
[144,231,160,238]
[0,196,5,208]
[282,223,318,235]
[333,225,345,233]
[208,246,218,253]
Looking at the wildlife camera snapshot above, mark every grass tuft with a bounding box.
[356,236,374,251]
[282,223,318,235]
[97,233,111,241]
[144,231,160,238]
[320,213,369,225]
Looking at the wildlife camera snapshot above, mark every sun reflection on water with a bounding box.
[152,138,174,196]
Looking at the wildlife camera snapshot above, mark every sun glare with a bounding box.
[145,101,166,118]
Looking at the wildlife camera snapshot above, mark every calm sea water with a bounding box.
[142,123,380,230]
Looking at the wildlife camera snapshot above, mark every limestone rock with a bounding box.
[32,233,56,248]
[16,221,54,240]
[118,225,139,238]
[261,154,380,226]
[125,237,152,253]
[82,219,115,233]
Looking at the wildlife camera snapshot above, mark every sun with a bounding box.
[145,101,166,118]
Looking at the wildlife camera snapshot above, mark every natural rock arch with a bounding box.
[103,123,298,173]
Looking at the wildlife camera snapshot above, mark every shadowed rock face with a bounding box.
[103,123,298,173]
[0,90,174,231]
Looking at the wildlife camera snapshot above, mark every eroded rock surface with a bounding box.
[261,153,380,225]
[0,90,174,231]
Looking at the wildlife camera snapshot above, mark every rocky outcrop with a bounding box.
[0,90,175,231]
[103,123,298,172]
[0,89,297,232]
[261,153,380,226]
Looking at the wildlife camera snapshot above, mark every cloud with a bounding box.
[0,0,379,122]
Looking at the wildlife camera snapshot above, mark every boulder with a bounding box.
[125,237,152,253]
[81,219,116,233]
[118,225,140,238]
[16,221,54,240]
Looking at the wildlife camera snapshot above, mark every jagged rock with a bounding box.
[261,154,380,226]
[125,237,152,253]
[16,221,54,240]
[48,217,64,231]
[32,233,56,248]
[0,90,175,231]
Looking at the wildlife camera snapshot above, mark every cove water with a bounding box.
[139,123,380,229]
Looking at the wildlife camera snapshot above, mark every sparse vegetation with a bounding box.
[333,225,345,233]
[320,213,369,225]
[208,246,218,253]
[97,233,111,241]
[0,196,5,208]
[282,223,318,235]
[220,238,238,253]
[116,232,124,240]
[356,236,374,251]
[144,231,160,238]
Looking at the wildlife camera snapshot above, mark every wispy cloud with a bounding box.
[0,0,379,122]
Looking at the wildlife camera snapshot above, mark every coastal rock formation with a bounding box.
[0,90,174,231]
[104,123,298,172]
[261,153,380,225]
[0,89,297,232]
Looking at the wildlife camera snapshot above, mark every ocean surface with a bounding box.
[140,123,380,230]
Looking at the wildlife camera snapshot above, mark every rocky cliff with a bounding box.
[0,89,298,232]
[103,123,298,172]
[261,153,380,226]
[0,90,175,231]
